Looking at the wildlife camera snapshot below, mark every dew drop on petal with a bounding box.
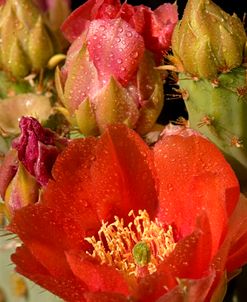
[133,51,139,59]
[99,25,106,31]
[118,26,123,33]
[167,183,174,191]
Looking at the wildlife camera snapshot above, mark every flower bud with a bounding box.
[4,162,39,218]
[172,0,246,79]
[12,117,68,186]
[28,16,54,70]
[57,17,164,136]
[33,0,71,50]
[0,0,57,78]
[0,149,18,200]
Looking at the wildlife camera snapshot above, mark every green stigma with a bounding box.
[132,241,151,267]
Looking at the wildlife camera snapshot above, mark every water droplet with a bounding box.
[116,37,121,43]
[93,35,97,40]
[133,51,139,59]
[118,27,123,33]
[126,31,133,37]
[99,24,106,31]
[117,58,123,64]
[167,183,174,191]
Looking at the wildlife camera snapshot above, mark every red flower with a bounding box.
[8,125,247,301]
[61,0,178,57]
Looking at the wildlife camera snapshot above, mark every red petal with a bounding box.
[44,137,101,240]
[9,205,85,275]
[153,127,239,252]
[87,18,144,86]
[223,195,247,272]
[84,292,128,302]
[162,213,212,279]
[90,124,158,222]
[61,0,121,42]
[44,125,158,238]
[120,3,178,56]
[61,0,96,42]
[66,251,129,296]
[12,246,86,302]
[95,0,121,19]
[157,272,215,302]
[137,265,176,301]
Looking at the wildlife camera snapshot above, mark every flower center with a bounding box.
[85,210,176,277]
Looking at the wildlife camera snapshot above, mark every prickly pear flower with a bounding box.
[7,124,247,301]
[0,0,59,78]
[171,0,246,79]
[56,0,177,136]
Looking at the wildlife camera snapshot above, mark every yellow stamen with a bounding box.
[85,210,176,276]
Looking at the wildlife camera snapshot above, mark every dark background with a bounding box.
[71,0,247,19]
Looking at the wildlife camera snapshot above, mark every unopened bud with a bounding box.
[172,0,246,79]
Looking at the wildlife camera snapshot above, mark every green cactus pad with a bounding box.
[179,66,247,193]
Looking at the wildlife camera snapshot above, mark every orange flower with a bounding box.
[8,125,247,302]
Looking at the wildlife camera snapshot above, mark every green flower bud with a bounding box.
[172,0,246,79]
[28,16,54,70]
[4,163,39,218]
[0,0,57,78]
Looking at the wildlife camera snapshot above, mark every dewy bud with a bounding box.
[172,0,246,79]
[28,16,54,70]
[4,163,39,218]
[0,0,57,78]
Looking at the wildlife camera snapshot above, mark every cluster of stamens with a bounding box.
[85,210,176,277]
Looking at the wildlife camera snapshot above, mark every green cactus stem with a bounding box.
[178,66,247,193]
